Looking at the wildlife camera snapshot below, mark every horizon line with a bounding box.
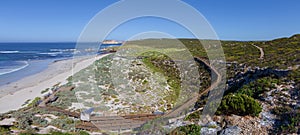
[0,33,298,43]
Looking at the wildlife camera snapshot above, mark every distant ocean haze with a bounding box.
[0,43,121,86]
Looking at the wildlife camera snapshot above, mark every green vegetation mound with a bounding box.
[216,94,262,116]
[169,124,201,135]
[141,51,181,103]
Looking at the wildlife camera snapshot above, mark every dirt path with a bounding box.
[252,44,264,59]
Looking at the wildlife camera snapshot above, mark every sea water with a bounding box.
[0,43,121,86]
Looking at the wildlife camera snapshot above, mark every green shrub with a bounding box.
[184,111,200,121]
[41,88,50,94]
[216,94,262,116]
[170,124,201,135]
[0,126,10,134]
[77,131,90,135]
[49,117,75,130]
[238,77,278,98]
[272,107,300,134]
[28,97,41,107]
[49,131,73,135]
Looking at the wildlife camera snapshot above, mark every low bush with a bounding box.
[170,124,201,135]
[216,93,262,116]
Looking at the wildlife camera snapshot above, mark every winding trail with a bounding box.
[74,57,222,131]
[46,56,222,131]
[252,44,264,59]
[164,57,221,118]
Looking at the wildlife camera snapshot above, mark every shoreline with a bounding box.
[0,61,29,76]
[0,54,109,114]
[0,59,54,86]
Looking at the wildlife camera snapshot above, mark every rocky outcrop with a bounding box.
[200,127,220,135]
[200,121,222,135]
[222,115,269,135]
[219,126,241,135]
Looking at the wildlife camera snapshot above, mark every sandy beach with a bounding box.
[0,54,109,114]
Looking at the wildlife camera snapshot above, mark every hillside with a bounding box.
[177,34,300,134]
[0,35,299,134]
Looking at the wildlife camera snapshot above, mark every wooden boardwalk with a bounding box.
[164,57,221,118]
[37,57,220,132]
[37,86,80,117]
[35,85,157,131]
[76,114,162,131]
[74,57,221,131]
[75,57,221,131]
[76,122,99,131]
[39,86,74,107]
[39,106,80,118]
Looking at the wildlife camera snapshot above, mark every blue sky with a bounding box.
[0,0,300,42]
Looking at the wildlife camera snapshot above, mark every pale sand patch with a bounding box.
[0,54,109,114]
[38,125,66,134]
[0,118,15,125]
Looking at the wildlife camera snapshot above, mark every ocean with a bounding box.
[0,43,121,86]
